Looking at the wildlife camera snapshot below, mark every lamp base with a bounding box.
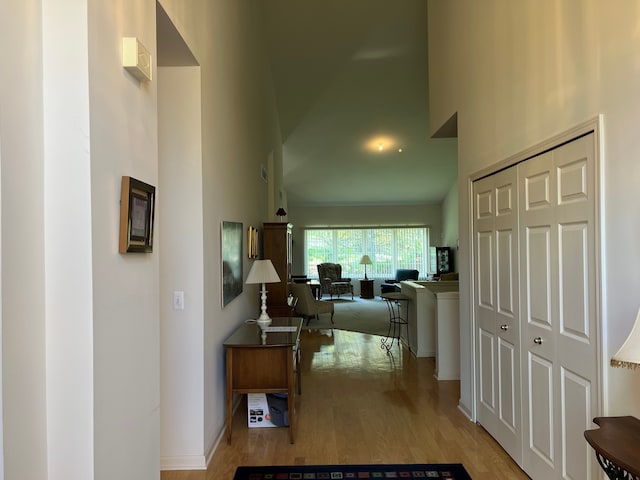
[256,314,272,330]
[257,313,271,344]
[256,286,272,330]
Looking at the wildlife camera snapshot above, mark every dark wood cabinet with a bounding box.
[360,279,374,299]
[263,222,295,316]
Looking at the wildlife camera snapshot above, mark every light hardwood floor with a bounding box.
[161,328,529,480]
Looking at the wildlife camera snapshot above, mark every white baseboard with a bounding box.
[415,350,435,357]
[205,423,226,467]
[458,401,473,421]
[160,455,207,471]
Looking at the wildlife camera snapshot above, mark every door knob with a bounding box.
[533,337,543,345]
[500,324,509,331]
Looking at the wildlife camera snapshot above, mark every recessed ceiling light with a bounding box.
[365,136,396,153]
[398,148,403,153]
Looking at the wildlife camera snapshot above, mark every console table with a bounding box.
[224,317,302,444]
[584,416,640,480]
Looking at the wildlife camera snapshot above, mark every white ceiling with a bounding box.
[260,0,458,207]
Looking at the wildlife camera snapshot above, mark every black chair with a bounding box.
[380,269,419,294]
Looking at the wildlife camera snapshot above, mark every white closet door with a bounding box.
[473,167,522,464]
[519,133,598,479]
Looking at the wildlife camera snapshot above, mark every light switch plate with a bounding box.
[173,291,184,310]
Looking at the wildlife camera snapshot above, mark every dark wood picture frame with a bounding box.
[119,176,156,253]
[247,225,258,259]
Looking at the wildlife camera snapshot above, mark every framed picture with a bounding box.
[247,226,258,259]
[222,221,243,306]
[119,176,156,253]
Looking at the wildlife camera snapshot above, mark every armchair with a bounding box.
[317,263,354,300]
[380,269,419,295]
[290,283,334,324]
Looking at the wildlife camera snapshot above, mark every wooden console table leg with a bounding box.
[226,348,233,443]
[287,351,295,444]
[296,342,302,395]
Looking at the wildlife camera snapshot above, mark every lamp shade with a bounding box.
[359,254,372,280]
[611,307,640,369]
[360,255,373,265]
[246,259,281,284]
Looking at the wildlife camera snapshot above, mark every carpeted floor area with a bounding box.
[233,463,472,479]
[302,296,390,337]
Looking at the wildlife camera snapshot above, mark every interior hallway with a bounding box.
[161,329,528,480]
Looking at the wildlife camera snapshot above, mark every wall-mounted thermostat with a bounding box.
[122,37,152,81]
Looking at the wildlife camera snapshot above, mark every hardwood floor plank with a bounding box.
[161,329,528,480]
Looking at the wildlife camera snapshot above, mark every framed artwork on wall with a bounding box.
[119,176,156,253]
[222,221,243,306]
[247,226,258,259]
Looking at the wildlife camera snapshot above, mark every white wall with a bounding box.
[158,66,205,468]
[0,0,48,478]
[0,136,3,480]
[157,0,283,467]
[0,0,282,476]
[43,0,94,478]
[87,1,161,478]
[428,0,640,417]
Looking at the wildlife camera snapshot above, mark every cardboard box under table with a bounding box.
[247,393,289,428]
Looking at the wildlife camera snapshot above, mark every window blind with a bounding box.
[304,227,429,279]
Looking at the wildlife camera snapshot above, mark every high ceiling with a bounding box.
[260,0,458,207]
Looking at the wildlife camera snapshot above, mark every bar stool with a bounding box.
[380,292,410,354]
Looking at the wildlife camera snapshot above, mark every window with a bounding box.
[304,227,430,279]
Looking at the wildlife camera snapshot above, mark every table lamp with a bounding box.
[359,255,372,280]
[276,207,287,222]
[246,259,281,330]
[611,306,640,369]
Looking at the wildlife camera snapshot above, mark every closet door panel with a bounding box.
[553,137,598,479]
[475,178,497,415]
[477,231,494,310]
[559,222,589,340]
[528,353,555,466]
[479,329,496,411]
[562,369,593,480]
[496,226,518,433]
[521,152,559,479]
[520,133,598,479]
[473,168,521,464]
[525,225,553,329]
[498,337,517,432]
[497,229,516,322]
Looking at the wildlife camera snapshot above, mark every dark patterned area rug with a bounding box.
[233,464,472,479]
